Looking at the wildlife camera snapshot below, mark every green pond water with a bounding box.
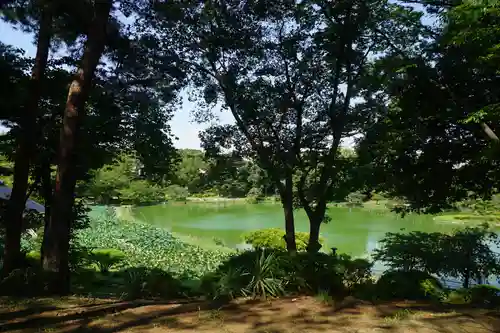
[130,202,498,259]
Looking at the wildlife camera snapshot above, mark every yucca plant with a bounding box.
[215,266,247,300]
[241,250,284,299]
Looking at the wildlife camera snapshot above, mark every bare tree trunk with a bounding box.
[2,4,52,276]
[305,201,326,254]
[297,175,326,254]
[42,0,112,295]
[307,218,322,253]
[40,160,52,265]
[280,174,297,253]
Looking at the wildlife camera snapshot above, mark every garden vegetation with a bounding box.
[0,0,499,311]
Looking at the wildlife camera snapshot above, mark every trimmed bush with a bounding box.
[375,270,443,300]
[90,248,126,274]
[25,251,41,267]
[242,228,324,252]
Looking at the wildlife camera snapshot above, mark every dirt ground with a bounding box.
[0,296,499,333]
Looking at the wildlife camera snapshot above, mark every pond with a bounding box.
[131,202,500,260]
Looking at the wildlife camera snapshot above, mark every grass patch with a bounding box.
[314,290,334,305]
[384,309,414,323]
[434,214,500,224]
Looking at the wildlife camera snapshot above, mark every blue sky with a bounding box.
[0,20,233,149]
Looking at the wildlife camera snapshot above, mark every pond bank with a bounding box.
[434,213,500,227]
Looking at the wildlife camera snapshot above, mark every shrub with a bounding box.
[203,249,285,300]
[203,249,363,299]
[68,246,92,272]
[241,250,284,299]
[468,284,500,307]
[375,270,443,300]
[24,251,41,267]
[373,226,500,288]
[119,180,166,205]
[243,228,324,252]
[335,254,373,291]
[0,267,46,296]
[442,226,500,288]
[90,248,126,274]
[246,188,265,204]
[123,267,185,299]
[420,279,446,302]
[284,252,344,294]
[373,231,445,273]
[444,285,500,306]
[345,191,366,207]
[200,268,244,301]
[245,195,264,204]
[165,185,189,202]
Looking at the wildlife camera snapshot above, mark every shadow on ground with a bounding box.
[0,296,499,333]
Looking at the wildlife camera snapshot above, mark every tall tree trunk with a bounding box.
[40,160,52,265]
[280,174,297,253]
[42,0,112,295]
[297,175,326,254]
[307,217,322,253]
[2,5,52,276]
[305,201,326,254]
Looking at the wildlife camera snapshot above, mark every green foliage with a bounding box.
[373,226,500,288]
[444,284,500,307]
[375,270,443,300]
[315,290,335,305]
[468,284,500,307]
[24,251,41,267]
[357,0,500,212]
[203,249,372,300]
[165,184,189,202]
[373,231,445,272]
[241,250,285,299]
[243,228,324,252]
[200,250,284,300]
[335,254,373,292]
[84,155,167,205]
[443,226,500,287]
[118,180,165,205]
[75,211,232,279]
[89,249,126,274]
[212,237,226,247]
[345,192,366,208]
[456,194,500,215]
[420,279,446,303]
[123,267,185,299]
[0,267,46,296]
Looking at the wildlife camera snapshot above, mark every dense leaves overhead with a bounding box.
[357,0,500,213]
